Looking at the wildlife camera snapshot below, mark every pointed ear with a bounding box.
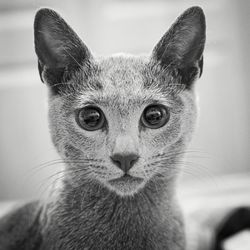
[151,6,206,88]
[34,8,92,93]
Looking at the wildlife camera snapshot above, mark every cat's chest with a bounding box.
[41,208,183,250]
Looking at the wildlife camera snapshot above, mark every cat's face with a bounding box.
[34,7,205,196]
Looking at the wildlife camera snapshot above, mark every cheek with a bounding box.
[50,113,107,157]
[66,127,107,156]
[141,115,182,151]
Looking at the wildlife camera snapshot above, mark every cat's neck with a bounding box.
[41,177,185,250]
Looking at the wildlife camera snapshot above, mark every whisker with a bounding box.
[29,158,103,177]
[37,167,93,199]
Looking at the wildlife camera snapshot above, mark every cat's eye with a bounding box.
[141,105,170,129]
[76,106,105,131]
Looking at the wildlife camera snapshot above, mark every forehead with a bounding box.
[97,55,147,89]
[64,55,179,112]
[90,55,168,108]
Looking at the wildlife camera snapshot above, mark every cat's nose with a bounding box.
[111,153,139,173]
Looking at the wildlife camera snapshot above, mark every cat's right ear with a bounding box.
[34,8,92,93]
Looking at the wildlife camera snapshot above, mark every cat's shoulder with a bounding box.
[0,201,43,250]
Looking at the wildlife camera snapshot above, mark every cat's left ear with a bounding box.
[151,6,206,88]
[34,8,93,93]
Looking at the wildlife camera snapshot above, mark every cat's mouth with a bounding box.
[109,174,143,185]
[108,174,144,195]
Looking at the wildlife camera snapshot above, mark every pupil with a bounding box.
[83,109,100,126]
[146,108,162,124]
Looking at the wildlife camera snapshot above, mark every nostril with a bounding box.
[110,153,139,173]
[128,154,139,167]
[110,155,122,167]
[110,154,122,165]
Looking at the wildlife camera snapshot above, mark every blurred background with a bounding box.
[0,0,249,201]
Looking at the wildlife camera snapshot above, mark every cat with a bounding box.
[0,6,206,250]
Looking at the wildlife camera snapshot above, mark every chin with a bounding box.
[105,175,145,196]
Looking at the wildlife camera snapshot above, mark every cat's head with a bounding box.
[34,7,205,196]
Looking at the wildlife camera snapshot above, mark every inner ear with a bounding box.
[151,6,206,87]
[34,8,93,92]
[36,23,69,69]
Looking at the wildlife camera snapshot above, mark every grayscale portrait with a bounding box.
[0,1,249,249]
